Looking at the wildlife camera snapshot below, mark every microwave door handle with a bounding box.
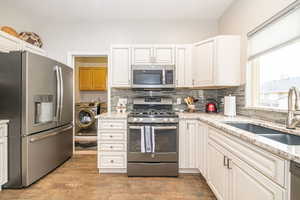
[54,66,61,121]
[59,67,63,121]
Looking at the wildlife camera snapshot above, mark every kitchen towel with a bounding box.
[151,127,155,153]
[140,126,145,153]
[144,126,152,153]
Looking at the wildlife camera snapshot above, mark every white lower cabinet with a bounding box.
[179,120,199,172]
[207,141,229,200]
[207,126,287,200]
[97,119,127,173]
[178,119,288,200]
[229,155,285,200]
[0,123,8,191]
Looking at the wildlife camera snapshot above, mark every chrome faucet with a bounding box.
[286,87,300,129]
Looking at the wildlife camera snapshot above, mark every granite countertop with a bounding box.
[0,120,9,125]
[178,112,300,163]
[95,112,128,120]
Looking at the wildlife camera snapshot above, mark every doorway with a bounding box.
[70,54,108,154]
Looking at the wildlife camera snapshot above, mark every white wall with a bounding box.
[219,0,296,83]
[0,1,36,32]
[37,20,218,64]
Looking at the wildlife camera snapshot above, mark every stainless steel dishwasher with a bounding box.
[291,161,300,200]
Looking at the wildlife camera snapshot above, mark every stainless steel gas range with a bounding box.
[127,97,179,177]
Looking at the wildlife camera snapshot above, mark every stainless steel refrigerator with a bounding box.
[0,51,73,188]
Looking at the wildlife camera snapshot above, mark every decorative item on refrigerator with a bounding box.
[224,95,236,117]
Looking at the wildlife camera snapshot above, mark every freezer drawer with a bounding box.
[22,125,73,186]
[127,163,178,177]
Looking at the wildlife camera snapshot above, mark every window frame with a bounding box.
[245,1,300,112]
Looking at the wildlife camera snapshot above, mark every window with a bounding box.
[247,3,300,110]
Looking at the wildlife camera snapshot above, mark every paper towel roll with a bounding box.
[224,95,236,117]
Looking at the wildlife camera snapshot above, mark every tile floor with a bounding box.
[0,155,216,200]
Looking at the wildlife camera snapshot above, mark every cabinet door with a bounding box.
[193,40,215,87]
[198,122,208,178]
[228,157,285,200]
[110,46,131,87]
[0,31,22,53]
[179,120,198,169]
[153,46,174,65]
[187,120,198,168]
[0,137,8,185]
[207,142,228,200]
[92,68,107,91]
[175,45,193,87]
[132,46,153,65]
[79,68,93,90]
[179,120,188,169]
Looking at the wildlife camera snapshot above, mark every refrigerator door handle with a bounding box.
[29,126,73,143]
[59,67,64,121]
[54,66,61,121]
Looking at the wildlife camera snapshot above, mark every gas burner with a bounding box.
[129,109,177,118]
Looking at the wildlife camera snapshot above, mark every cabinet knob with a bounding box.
[110,160,114,163]
[110,135,113,138]
[110,146,113,149]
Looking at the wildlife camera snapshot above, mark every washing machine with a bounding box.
[75,102,101,136]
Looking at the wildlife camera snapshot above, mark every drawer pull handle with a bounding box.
[110,160,114,163]
[110,135,113,138]
[110,146,113,149]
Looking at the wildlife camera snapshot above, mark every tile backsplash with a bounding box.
[111,85,289,125]
[111,88,221,112]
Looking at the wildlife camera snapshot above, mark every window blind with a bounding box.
[248,3,300,61]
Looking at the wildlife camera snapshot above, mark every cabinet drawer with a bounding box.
[0,124,8,137]
[208,127,286,187]
[99,120,126,130]
[98,142,126,152]
[98,131,126,141]
[98,152,126,168]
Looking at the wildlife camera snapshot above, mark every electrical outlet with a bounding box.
[177,98,182,105]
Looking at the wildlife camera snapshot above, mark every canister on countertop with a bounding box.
[224,95,236,117]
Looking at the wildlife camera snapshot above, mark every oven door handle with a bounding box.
[129,126,144,129]
[152,126,177,130]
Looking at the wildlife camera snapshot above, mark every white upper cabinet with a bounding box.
[193,40,214,86]
[153,45,175,65]
[22,42,46,56]
[132,45,175,65]
[132,46,153,65]
[0,31,46,56]
[175,45,193,88]
[0,31,21,53]
[110,46,131,87]
[192,35,241,88]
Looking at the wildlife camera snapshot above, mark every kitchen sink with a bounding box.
[225,123,300,145]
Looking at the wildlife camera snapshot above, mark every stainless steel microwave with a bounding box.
[131,65,175,89]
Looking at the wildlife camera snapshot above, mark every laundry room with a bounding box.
[74,56,108,154]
